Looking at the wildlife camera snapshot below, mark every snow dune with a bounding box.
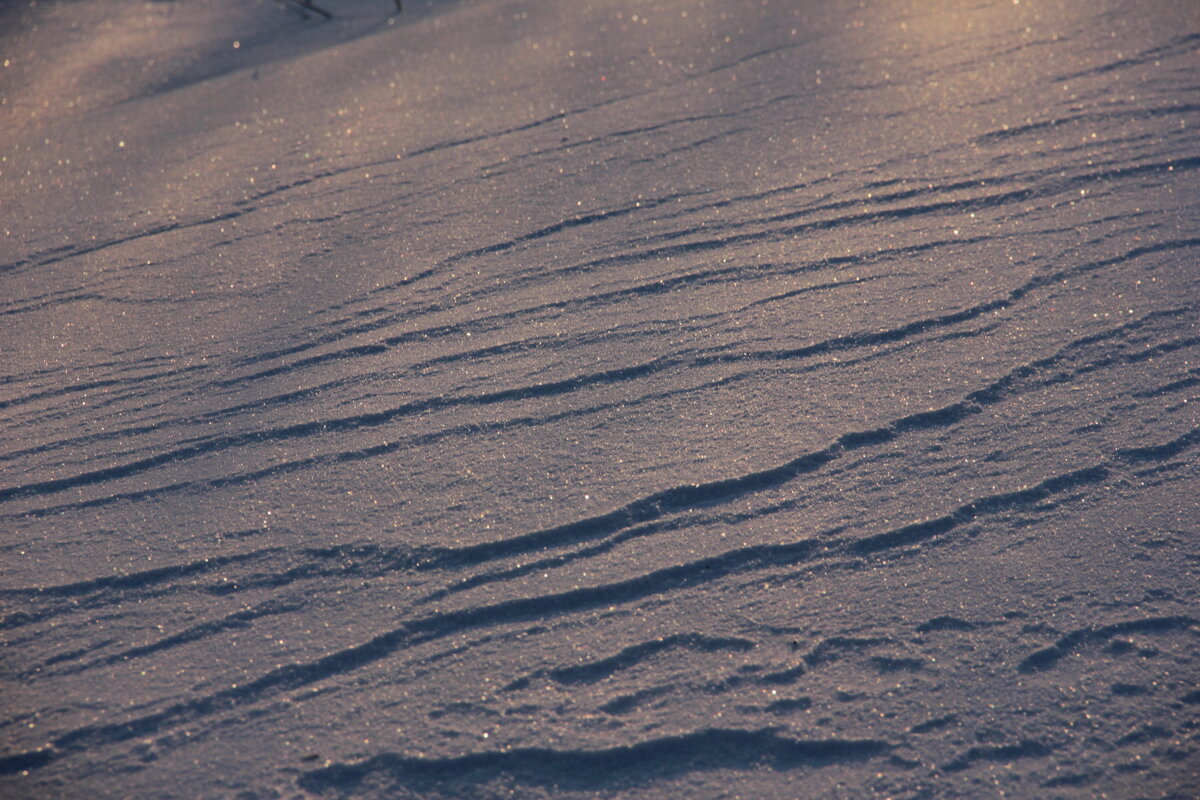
[2,0,1198,797]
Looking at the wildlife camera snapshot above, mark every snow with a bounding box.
[2,0,1198,797]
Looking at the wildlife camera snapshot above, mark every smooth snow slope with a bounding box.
[2,0,1198,797]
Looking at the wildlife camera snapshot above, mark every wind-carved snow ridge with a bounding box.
[1,0,1198,797]
[296,729,890,795]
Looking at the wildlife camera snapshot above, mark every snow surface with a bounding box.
[2,0,1199,797]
